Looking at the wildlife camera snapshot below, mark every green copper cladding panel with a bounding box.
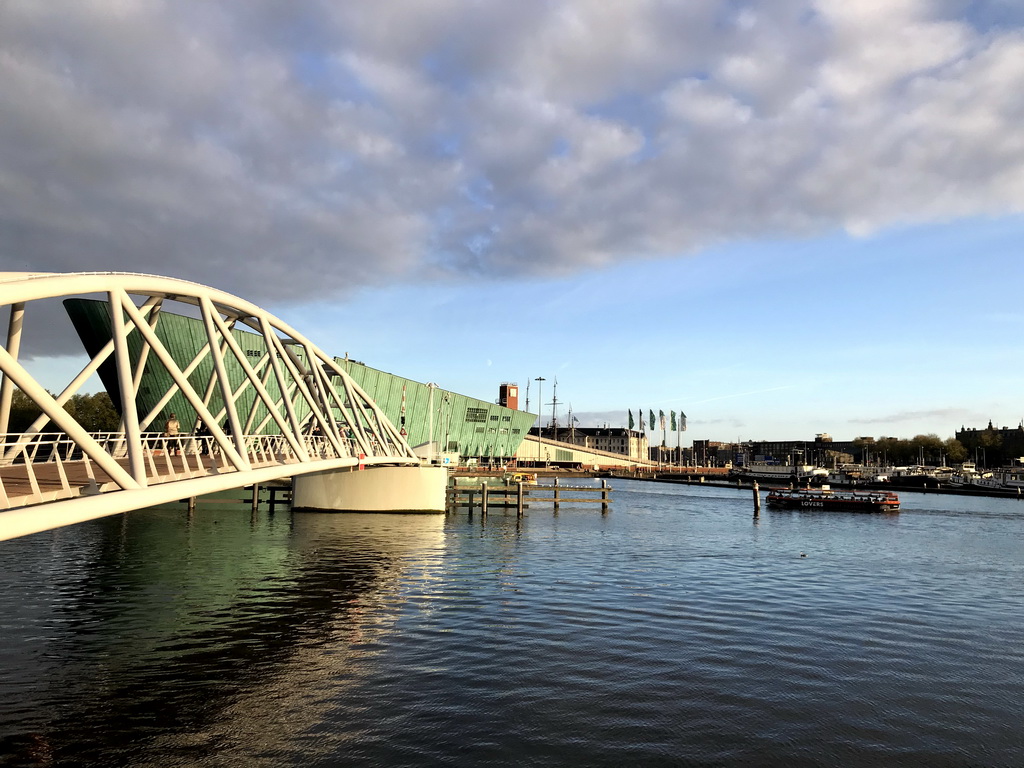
[336,360,535,460]
[64,299,535,458]
[64,299,315,434]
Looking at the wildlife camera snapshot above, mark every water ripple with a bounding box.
[1,486,1023,766]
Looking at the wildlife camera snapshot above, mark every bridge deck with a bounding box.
[0,450,297,508]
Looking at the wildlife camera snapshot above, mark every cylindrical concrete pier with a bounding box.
[292,465,448,513]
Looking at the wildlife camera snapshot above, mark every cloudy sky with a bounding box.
[2,0,1023,443]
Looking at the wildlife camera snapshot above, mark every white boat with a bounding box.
[948,461,986,488]
[729,463,828,484]
[995,467,1024,490]
[828,464,891,485]
[949,463,1024,493]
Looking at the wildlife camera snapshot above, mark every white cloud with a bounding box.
[1,0,1022,312]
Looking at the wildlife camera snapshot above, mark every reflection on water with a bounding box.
[1,482,1023,766]
[0,506,446,766]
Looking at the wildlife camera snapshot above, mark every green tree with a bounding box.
[6,389,43,433]
[943,437,967,464]
[851,437,873,463]
[65,392,121,432]
[5,389,121,434]
[855,433,966,467]
[874,436,910,465]
[910,434,945,465]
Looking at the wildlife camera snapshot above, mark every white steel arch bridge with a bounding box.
[0,272,421,541]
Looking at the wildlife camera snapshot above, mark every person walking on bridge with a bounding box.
[164,413,181,455]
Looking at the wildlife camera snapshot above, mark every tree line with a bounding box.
[5,390,121,434]
[852,434,968,466]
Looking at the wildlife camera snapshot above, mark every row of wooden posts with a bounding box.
[184,482,292,513]
[446,478,611,516]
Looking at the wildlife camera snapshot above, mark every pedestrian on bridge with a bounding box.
[164,413,181,455]
[195,419,211,455]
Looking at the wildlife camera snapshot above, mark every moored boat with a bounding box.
[766,486,900,513]
[452,471,537,488]
[729,463,829,485]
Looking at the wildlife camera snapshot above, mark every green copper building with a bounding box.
[64,299,536,463]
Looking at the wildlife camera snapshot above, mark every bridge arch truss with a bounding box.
[0,272,419,540]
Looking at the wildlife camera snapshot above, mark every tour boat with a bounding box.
[766,486,900,513]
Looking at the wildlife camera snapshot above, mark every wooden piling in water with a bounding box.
[445,479,612,515]
[266,485,290,512]
[753,481,761,517]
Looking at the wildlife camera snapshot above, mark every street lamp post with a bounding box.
[426,382,438,464]
[534,376,545,467]
[442,392,451,458]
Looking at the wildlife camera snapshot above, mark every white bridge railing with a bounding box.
[0,430,368,511]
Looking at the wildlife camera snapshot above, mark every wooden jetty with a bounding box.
[446,478,611,516]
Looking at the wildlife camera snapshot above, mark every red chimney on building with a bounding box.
[499,383,519,410]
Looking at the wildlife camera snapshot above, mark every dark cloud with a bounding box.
[2,0,1022,310]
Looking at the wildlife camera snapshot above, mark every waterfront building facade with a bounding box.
[546,426,649,463]
[689,437,856,468]
[692,440,734,467]
[514,434,654,469]
[744,437,857,468]
[339,360,535,462]
[955,421,1024,468]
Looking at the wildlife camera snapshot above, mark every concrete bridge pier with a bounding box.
[291,464,448,513]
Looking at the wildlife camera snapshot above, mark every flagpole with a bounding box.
[676,416,680,467]
[639,406,644,468]
[680,411,687,466]
[661,411,666,469]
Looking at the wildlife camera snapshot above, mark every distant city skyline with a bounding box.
[3,2,1022,445]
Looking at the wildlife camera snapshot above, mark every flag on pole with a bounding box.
[639,406,645,432]
[680,411,687,431]
[628,409,634,430]
[659,410,666,431]
[649,410,655,431]
[670,410,677,432]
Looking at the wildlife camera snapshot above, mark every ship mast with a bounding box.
[550,377,558,443]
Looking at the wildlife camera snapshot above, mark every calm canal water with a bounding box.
[1,479,1023,767]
